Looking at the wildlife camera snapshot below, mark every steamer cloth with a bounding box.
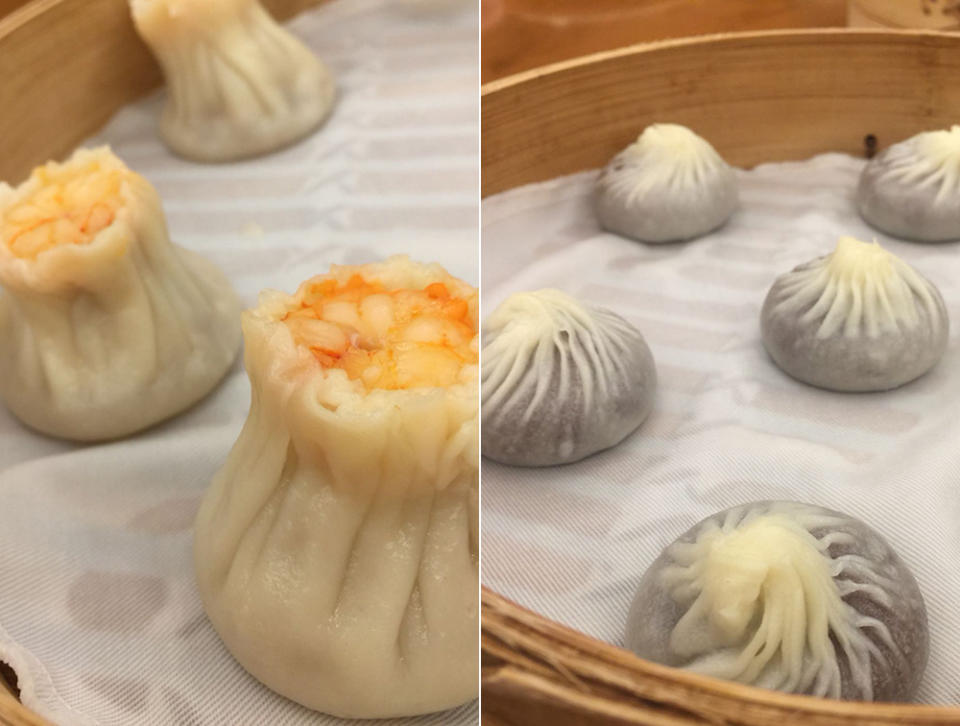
[481,152,960,705]
[0,1,478,723]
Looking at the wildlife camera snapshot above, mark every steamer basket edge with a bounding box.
[480,28,960,726]
[480,28,960,198]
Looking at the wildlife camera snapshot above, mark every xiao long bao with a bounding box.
[760,236,948,392]
[482,289,657,467]
[0,147,240,441]
[626,501,928,702]
[131,0,336,162]
[858,126,960,242]
[594,123,738,243]
[194,257,478,719]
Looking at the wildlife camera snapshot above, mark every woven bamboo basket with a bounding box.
[481,30,960,726]
[0,0,325,723]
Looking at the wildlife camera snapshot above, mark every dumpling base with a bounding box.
[159,84,335,163]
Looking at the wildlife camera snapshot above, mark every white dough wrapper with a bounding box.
[626,501,929,702]
[761,236,948,392]
[131,0,336,162]
[0,147,241,441]
[595,123,739,244]
[858,126,960,242]
[194,257,479,718]
[482,289,657,467]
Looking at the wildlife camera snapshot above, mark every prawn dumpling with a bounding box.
[626,500,928,702]
[760,236,948,392]
[858,126,960,242]
[193,257,478,718]
[595,123,738,244]
[482,289,657,467]
[0,147,240,441]
[131,0,336,162]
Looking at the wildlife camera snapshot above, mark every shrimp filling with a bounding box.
[283,274,477,390]
[3,159,123,259]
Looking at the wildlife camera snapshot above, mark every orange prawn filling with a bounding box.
[283,274,477,390]
[3,160,124,259]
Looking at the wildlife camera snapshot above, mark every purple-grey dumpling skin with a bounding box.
[481,289,656,467]
[626,500,928,702]
[858,126,960,243]
[595,123,738,244]
[760,236,948,392]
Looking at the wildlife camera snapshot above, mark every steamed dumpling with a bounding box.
[858,126,960,242]
[482,289,656,466]
[194,257,478,718]
[595,123,738,243]
[626,501,928,702]
[131,0,335,162]
[760,236,948,392]
[0,147,240,441]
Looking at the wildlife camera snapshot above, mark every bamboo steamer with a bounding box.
[0,0,324,723]
[481,30,960,726]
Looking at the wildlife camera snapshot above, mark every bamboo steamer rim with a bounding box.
[481,26,959,94]
[481,28,960,725]
[480,26,960,198]
[483,588,960,725]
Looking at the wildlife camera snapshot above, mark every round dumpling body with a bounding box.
[0,147,240,441]
[760,236,948,392]
[626,500,928,702]
[858,126,960,242]
[194,257,478,718]
[131,0,335,162]
[482,289,657,466]
[595,123,738,244]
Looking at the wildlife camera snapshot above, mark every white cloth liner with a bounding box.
[481,152,960,706]
[0,1,478,723]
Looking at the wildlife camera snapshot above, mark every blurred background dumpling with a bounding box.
[131,0,336,162]
[482,289,656,466]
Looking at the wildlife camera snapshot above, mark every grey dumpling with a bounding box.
[481,289,657,466]
[858,126,960,242]
[595,123,738,244]
[626,500,929,702]
[760,236,948,392]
